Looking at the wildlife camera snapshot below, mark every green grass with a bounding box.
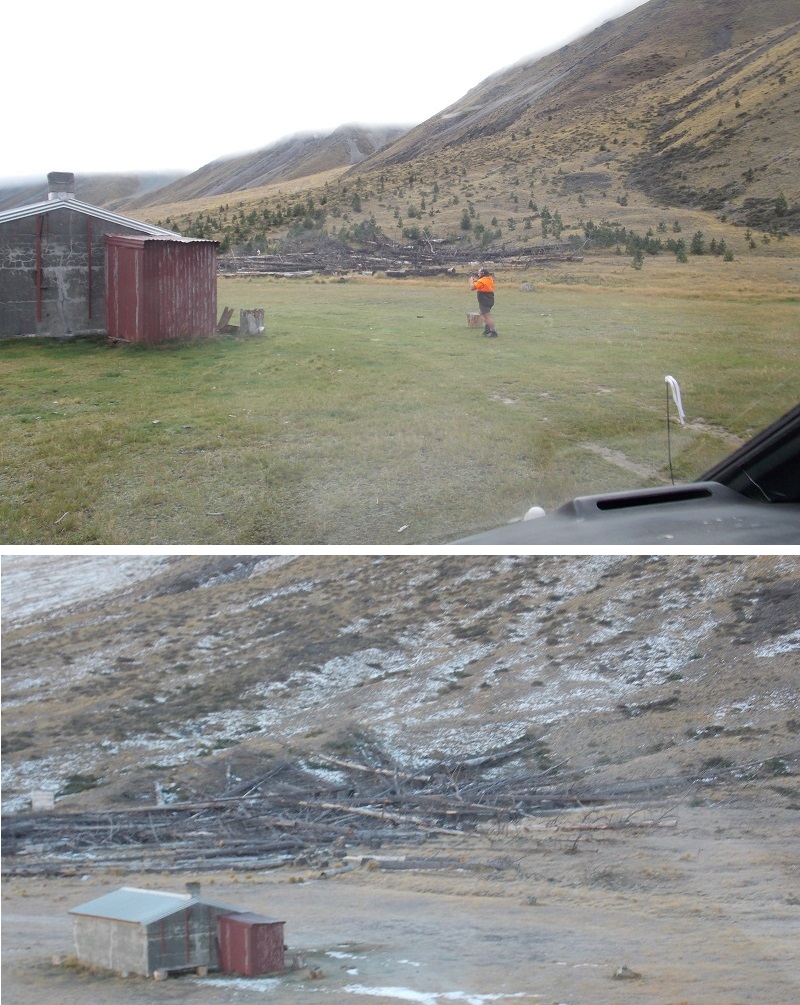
[1,264,798,545]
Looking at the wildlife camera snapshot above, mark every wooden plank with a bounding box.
[216,306,234,332]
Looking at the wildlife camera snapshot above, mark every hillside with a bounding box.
[0,172,184,213]
[125,125,408,211]
[352,0,800,231]
[2,553,798,827]
[121,0,798,253]
[120,0,799,256]
[366,0,799,162]
[0,127,406,215]
[5,1,796,251]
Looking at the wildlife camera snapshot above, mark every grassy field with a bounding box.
[1,253,798,546]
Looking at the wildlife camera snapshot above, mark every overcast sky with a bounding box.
[4,0,650,184]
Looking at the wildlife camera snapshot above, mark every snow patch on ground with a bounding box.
[190,975,282,992]
[1,555,171,628]
[756,630,800,656]
[343,987,535,1005]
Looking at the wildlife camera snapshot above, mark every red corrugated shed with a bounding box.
[218,913,285,976]
[105,234,217,343]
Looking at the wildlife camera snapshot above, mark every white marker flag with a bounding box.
[665,375,686,424]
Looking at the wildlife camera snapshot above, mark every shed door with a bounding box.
[106,240,142,340]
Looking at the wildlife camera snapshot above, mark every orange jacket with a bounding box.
[473,275,494,293]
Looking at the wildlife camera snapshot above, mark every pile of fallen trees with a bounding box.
[2,742,702,877]
[217,239,586,277]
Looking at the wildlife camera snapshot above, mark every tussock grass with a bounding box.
[1,259,797,545]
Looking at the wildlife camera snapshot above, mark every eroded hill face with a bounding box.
[2,554,798,813]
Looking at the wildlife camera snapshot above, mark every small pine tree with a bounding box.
[540,206,552,238]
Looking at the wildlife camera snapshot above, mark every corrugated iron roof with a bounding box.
[105,233,217,246]
[222,912,286,925]
[69,886,239,925]
[0,197,187,239]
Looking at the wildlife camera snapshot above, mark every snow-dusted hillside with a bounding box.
[2,554,798,814]
[1,555,172,628]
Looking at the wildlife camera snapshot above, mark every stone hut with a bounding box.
[0,172,216,341]
[69,884,239,977]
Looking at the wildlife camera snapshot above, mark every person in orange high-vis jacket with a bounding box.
[469,267,498,337]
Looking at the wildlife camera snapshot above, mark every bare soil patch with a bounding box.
[4,786,799,1005]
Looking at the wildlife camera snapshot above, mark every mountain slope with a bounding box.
[363,0,799,164]
[126,125,408,210]
[4,1,797,238]
[126,0,799,248]
[629,19,800,224]
[345,0,799,232]
[2,555,798,815]
[0,172,184,213]
[0,127,407,214]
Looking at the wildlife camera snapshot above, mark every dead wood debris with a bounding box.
[1,749,694,876]
[217,240,583,278]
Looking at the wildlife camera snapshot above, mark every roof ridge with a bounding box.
[0,197,179,237]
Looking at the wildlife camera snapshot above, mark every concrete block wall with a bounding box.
[0,207,144,338]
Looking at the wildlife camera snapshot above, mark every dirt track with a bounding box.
[3,788,799,1005]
